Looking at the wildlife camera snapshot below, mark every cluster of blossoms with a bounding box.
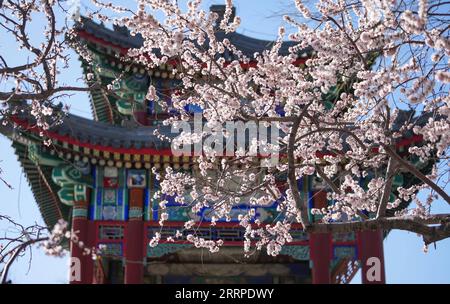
[312,176,390,221]
[40,219,103,259]
[242,221,293,257]
[40,219,70,257]
[186,235,223,253]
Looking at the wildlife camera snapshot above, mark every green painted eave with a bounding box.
[11,141,71,228]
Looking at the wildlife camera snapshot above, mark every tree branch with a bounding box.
[384,145,450,205]
[376,156,398,218]
[307,215,450,245]
[0,237,48,284]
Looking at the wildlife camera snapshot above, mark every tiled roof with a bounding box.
[51,113,173,149]
[75,16,312,58]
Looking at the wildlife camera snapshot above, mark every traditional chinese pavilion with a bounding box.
[0,6,432,284]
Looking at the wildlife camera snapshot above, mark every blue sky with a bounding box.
[0,0,449,283]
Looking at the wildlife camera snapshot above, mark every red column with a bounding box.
[124,188,145,284]
[358,229,386,284]
[70,216,88,284]
[309,188,332,284]
[70,187,95,284]
[84,221,95,283]
[309,232,332,284]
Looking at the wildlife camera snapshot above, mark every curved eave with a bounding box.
[8,140,70,227]
[75,17,143,50]
[12,114,174,154]
[79,62,116,124]
[11,113,425,159]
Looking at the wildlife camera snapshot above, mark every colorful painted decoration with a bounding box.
[52,165,90,187]
[280,246,310,261]
[91,187,128,221]
[74,184,88,202]
[103,188,117,204]
[51,165,93,206]
[103,168,118,187]
[74,161,91,175]
[104,167,118,178]
[72,208,88,218]
[191,205,276,223]
[103,177,119,188]
[147,244,192,258]
[333,246,357,260]
[333,232,356,242]
[129,207,143,219]
[28,144,63,167]
[95,167,126,188]
[127,170,146,188]
[58,186,75,206]
[102,205,117,220]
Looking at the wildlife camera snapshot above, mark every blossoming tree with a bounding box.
[1,0,449,274]
[86,0,450,256]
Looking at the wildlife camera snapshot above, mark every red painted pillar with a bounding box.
[70,217,88,284]
[70,187,94,284]
[309,232,332,284]
[358,229,386,284]
[84,221,95,283]
[309,188,332,284]
[70,201,94,284]
[124,188,145,284]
